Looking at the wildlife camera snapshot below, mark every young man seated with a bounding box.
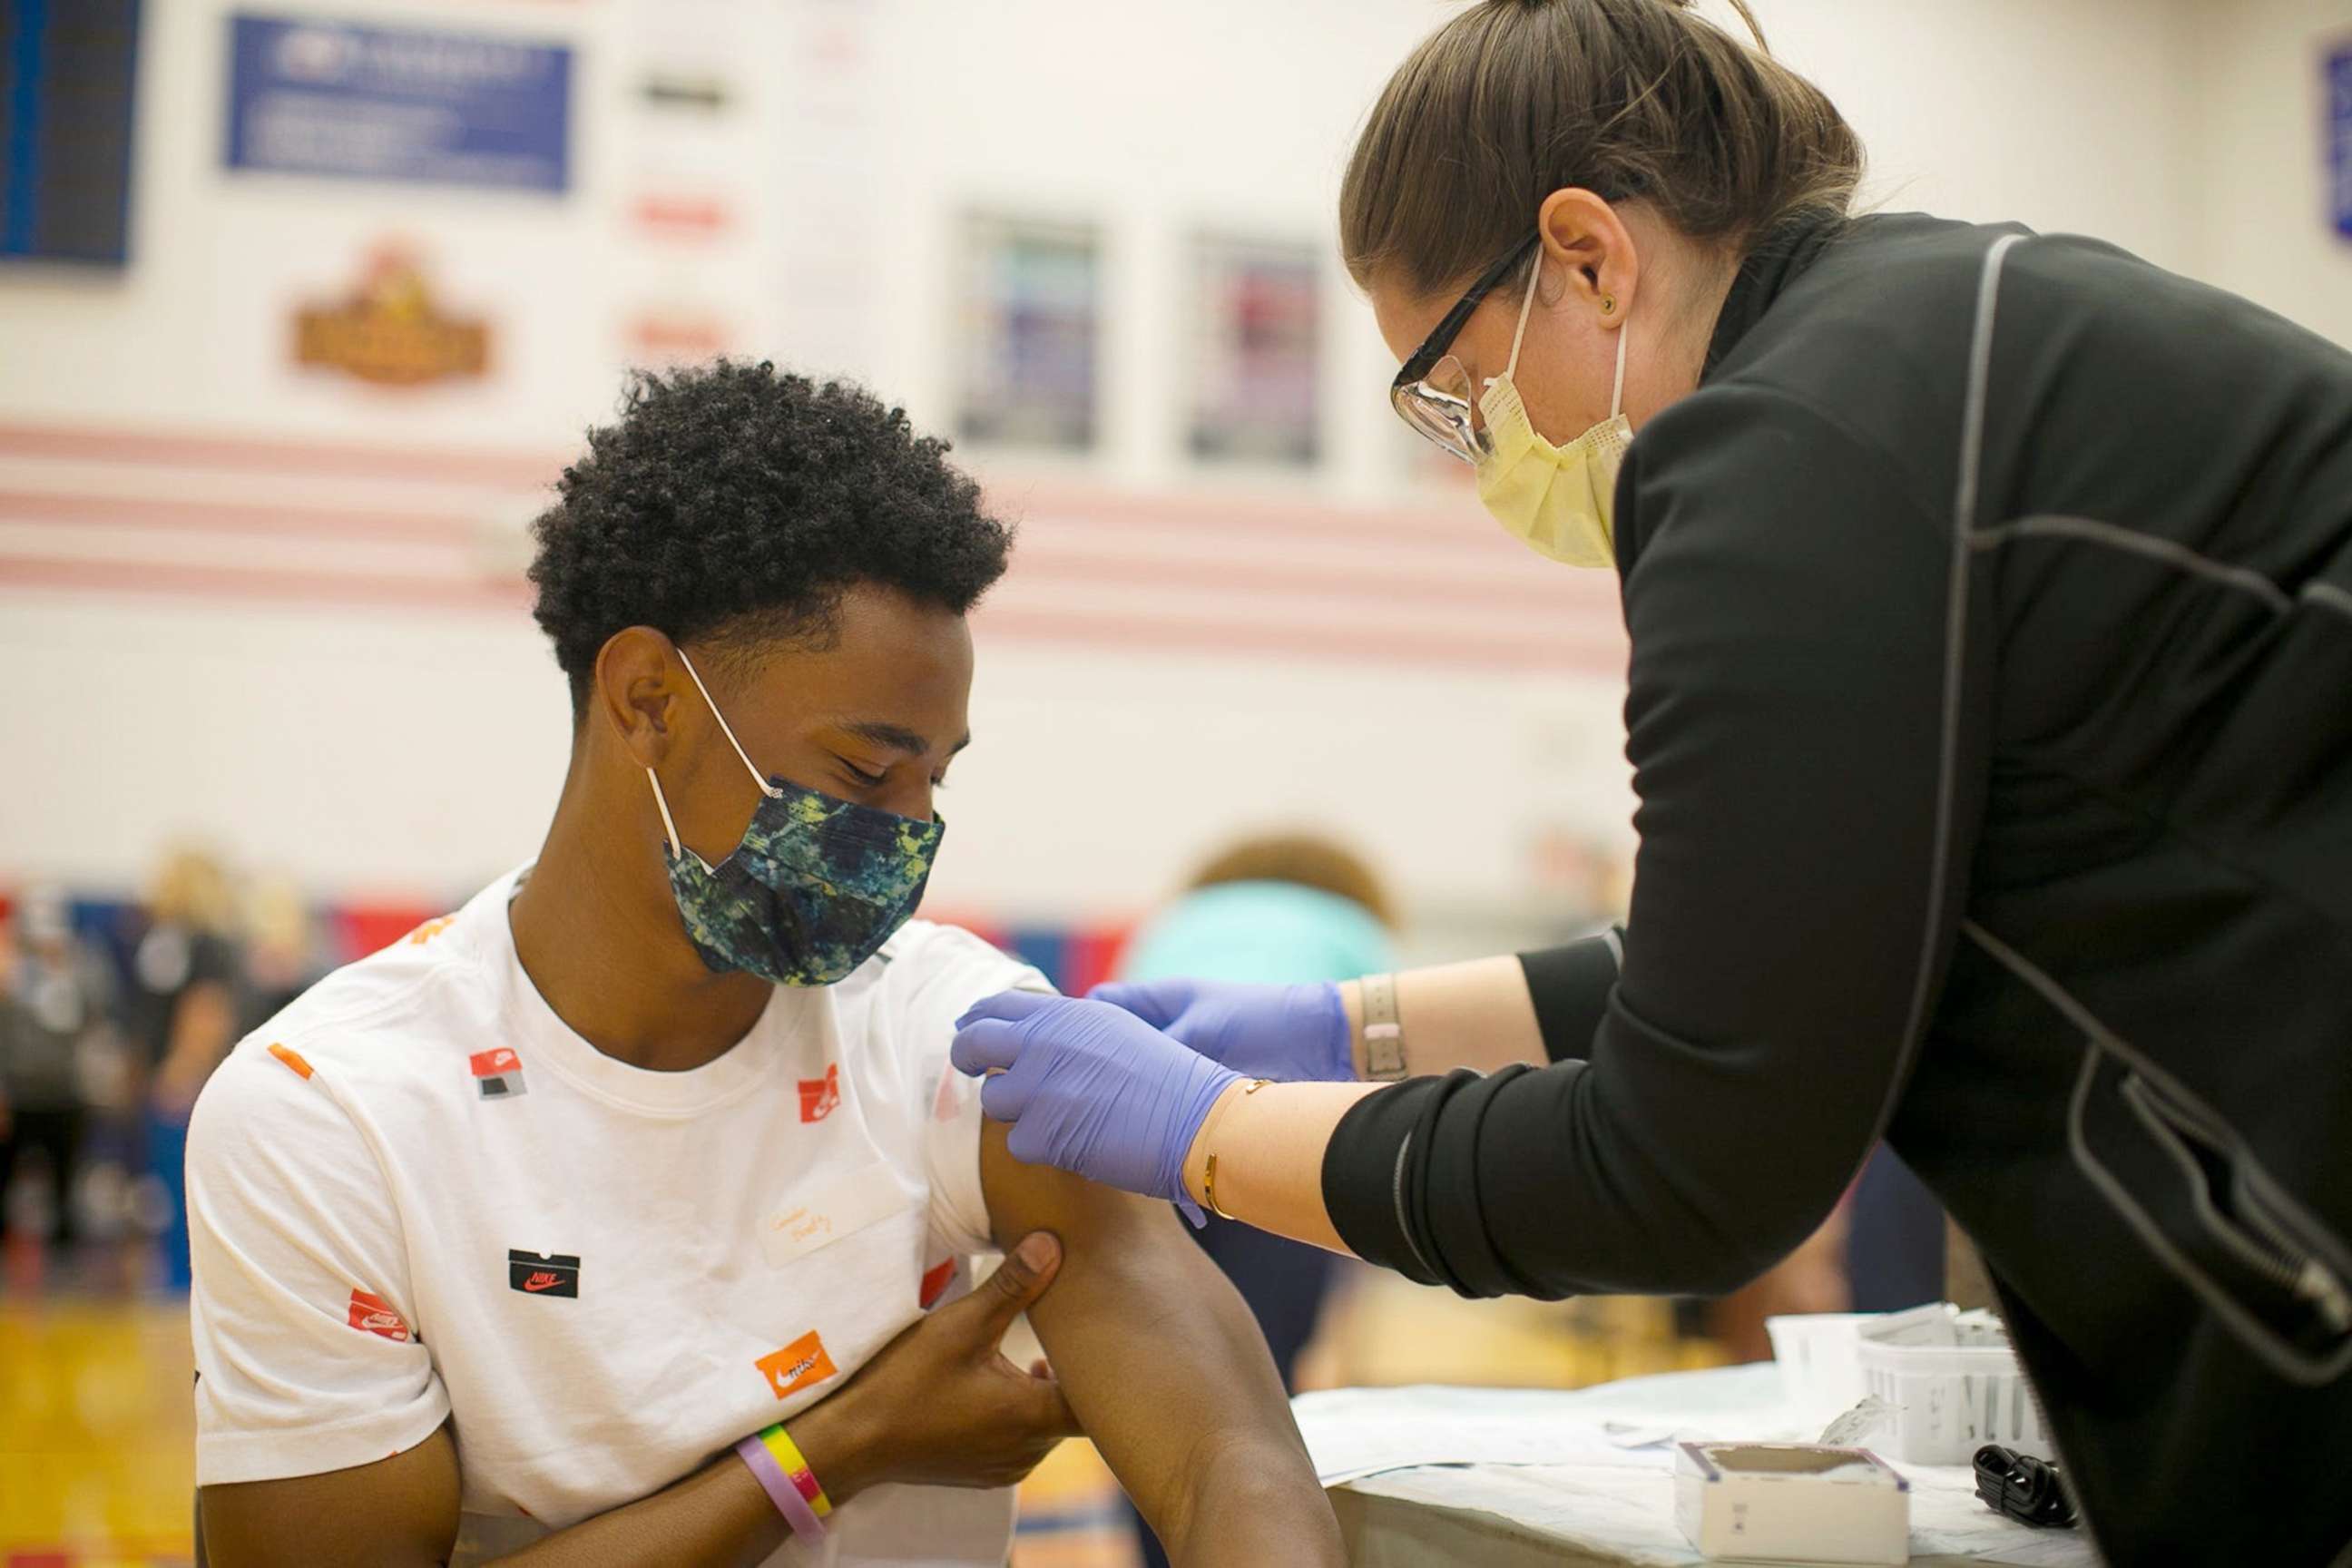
[187,362,1344,1567]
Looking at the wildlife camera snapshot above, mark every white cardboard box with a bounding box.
[1674,1442,1910,1564]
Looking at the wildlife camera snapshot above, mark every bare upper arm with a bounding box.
[199,1421,460,1568]
[977,1119,1211,1321]
[977,1122,1298,1522]
[977,1116,1187,1251]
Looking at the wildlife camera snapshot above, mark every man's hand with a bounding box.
[792,1230,1081,1499]
[1090,977,1353,1082]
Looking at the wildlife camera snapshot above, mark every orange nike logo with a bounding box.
[754,1330,838,1399]
[521,1272,562,1292]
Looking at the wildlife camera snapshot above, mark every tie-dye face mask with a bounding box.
[645,651,943,987]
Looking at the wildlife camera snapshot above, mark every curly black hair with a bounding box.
[528,360,1013,718]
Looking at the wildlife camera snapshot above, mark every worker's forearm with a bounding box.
[489,1392,874,1567]
[1338,955,1543,1078]
[1181,1080,1380,1254]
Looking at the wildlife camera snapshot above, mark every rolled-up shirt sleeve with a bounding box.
[1324,387,1975,1298]
[1518,932,1623,1064]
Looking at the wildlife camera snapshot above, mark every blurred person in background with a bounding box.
[235,874,328,1034]
[127,848,242,1117]
[0,886,121,1272]
[957,1,2352,1561]
[122,846,240,1289]
[1107,832,1396,1568]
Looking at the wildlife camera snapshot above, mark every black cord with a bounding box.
[1973,1444,2078,1529]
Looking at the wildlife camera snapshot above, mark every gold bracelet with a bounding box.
[1199,1079,1269,1220]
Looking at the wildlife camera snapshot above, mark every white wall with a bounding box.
[5,0,2339,935]
[2195,0,2352,347]
[1699,0,2203,271]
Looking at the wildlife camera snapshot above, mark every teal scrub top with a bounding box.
[1118,880,1394,986]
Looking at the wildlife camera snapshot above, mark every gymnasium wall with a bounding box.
[2195,0,2352,350]
[2,0,2343,941]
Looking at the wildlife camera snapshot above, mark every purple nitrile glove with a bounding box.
[1086,978,1352,1083]
[952,991,1239,1224]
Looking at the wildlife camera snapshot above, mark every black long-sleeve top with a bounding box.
[1318,211,2352,1563]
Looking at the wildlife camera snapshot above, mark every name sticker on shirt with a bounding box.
[759,1162,912,1269]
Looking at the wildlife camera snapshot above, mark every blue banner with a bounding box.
[226,14,570,194]
[2331,43,2352,240]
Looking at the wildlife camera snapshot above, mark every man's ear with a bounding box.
[592,627,685,771]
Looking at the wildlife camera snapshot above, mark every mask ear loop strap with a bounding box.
[646,644,780,861]
[647,769,684,858]
[1500,252,1542,383]
[675,648,785,799]
[1609,309,1630,421]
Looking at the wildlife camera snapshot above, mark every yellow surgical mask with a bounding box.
[1475,259,1632,568]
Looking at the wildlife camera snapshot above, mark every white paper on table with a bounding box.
[1291,1371,1799,1486]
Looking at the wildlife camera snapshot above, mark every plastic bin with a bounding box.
[1855,1304,2047,1465]
[1765,1313,1877,1426]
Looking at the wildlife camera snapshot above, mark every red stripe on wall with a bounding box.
[972,603,1626,679]
[0,487,1610,626]
[0,422,1502,554]
[0,488,484,546]
[0,552,1625,676]
[1010,546,1616,622]
[0,553,528,612]
[0,423,1632,676]
[0,423,564,489]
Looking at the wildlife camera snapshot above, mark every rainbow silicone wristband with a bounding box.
[757,1423,834,1518]
[736,1428,826,1544]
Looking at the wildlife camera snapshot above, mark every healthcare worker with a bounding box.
[953,1,2352,1562]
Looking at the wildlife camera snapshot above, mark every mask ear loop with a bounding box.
[1494,255,1631,425]
[674,649,785,799]
[1498,252,1543,385]
[647,770,684,858]
[644,646,783,860]
[1608,307,1630,422]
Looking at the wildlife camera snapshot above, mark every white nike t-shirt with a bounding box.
[187,867,1049,1566]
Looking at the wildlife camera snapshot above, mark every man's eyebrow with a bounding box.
[842,721,972,757]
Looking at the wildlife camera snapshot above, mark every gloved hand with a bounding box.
[953,991,1239,1223]
[1087,977,1352,1083]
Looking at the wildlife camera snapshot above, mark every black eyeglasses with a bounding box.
[1389,232,1541,465]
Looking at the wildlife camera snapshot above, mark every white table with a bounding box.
[1295,1366,2100,1567]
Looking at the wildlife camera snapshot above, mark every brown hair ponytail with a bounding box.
[1340,0,1864,297]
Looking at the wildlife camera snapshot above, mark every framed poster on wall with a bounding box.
[225,14,572,194]
[1185,233,1320,467]
[954,212,1100,452]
